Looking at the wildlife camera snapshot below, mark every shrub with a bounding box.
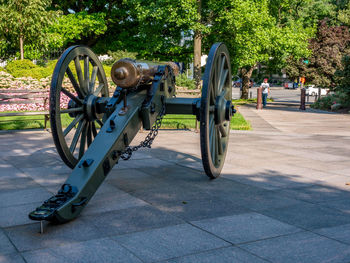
[103,50,138,66]
[5,59,57,80]
[176,74,196,90]
[311,92,350,111]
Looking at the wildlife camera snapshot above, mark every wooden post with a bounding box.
[300,88,306,110]
[256,87,263,110]
[318,87,321,100]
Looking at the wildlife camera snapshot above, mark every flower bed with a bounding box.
[0,71,70,112]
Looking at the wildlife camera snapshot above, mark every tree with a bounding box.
[287,20,350,88]
[47,12,107,49]
[0,0,55,59]
[209,0,312,98]
[335,55,350,96]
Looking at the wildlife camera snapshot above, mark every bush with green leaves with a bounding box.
[102,50,138,66]
[175,74,196,90]
[5,59,57,79]
[311,92,350,111]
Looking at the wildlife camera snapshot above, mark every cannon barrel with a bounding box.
[111,59,179,88]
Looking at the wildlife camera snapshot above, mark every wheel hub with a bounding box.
[215,94,232,125]
[84,95,103,121]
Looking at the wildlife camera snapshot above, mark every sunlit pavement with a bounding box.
[1,103,350,263]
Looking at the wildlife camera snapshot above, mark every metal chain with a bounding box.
[120,103,166,161]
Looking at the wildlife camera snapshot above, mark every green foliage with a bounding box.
[47,11,107,49]
[335,55,350,95]
[0,0,57,57]
[311,92,350,110]
[287,21,350,88]
[5,59,57,79]
[338,2,350,26]
[175,74,196,90]
[103,50,138,66]
[209,0,312,72]
[120,0,199,61]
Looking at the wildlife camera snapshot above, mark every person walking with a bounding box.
[260,78,270,108]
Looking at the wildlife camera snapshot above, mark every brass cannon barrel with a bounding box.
[111,59,179,88]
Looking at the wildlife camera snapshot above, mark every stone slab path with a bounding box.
[1,104,350,263]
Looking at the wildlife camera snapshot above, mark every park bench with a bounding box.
[0,89,49,128]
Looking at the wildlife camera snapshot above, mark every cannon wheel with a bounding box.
[50,46,109,168]
[200,43,232,179]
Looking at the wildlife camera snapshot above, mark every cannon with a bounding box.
[29,43,235,223]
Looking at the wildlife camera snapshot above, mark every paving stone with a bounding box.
[113,224,229,263]
[165,246,268,263]
[276,185,350,203]
[154,198,250,221]
[107,168,172,193]
[239,231,350,263]
[191,212,300,244]
[86,205,183,236]
[0,165,28,180]
[320,198,350,213]
[220,168,317,190]
[0,187,51,208]
[21,238,142,263]
[116,158,172,169]
[0,253,25,263]
[2,153,62,169]
[0,202,42,227]
[314,224,350,245]
[130,183,209,205]
[0,177,40,193]
[81,190,147,216]
[0,229,16,255]
[261,202,350,230]
[5,219,104,252]
[223,190,308,212]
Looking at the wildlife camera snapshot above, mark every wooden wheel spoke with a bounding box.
[61,87,82,105]
[69,119,85,153]
[87,121,92,147]
[74,57,85,93]
[219,69,228,93]
[79,121,88,158]
[209,82,216,105]
[84,56,90,94]
[217,127,223,155]
[90,66,98,94]
[93,83,104,96]
[214,128,219,163]
[217,56,225,92]
[92,121,98,137]
[60,107,83,114]
[63,114,84,137]
[66,67,84,98]
[211,125,216,165]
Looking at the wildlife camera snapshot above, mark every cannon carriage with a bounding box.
[29,42,235,223]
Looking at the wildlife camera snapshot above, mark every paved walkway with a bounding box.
[1,104,350,263]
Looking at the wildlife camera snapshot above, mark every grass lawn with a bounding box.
[0,112,251,131]
[233,98,274,105]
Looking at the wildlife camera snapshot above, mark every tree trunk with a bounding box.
[193,0,202,90]
[241,65,255,99]
[20,35,24,60]
[194,31,202,89]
